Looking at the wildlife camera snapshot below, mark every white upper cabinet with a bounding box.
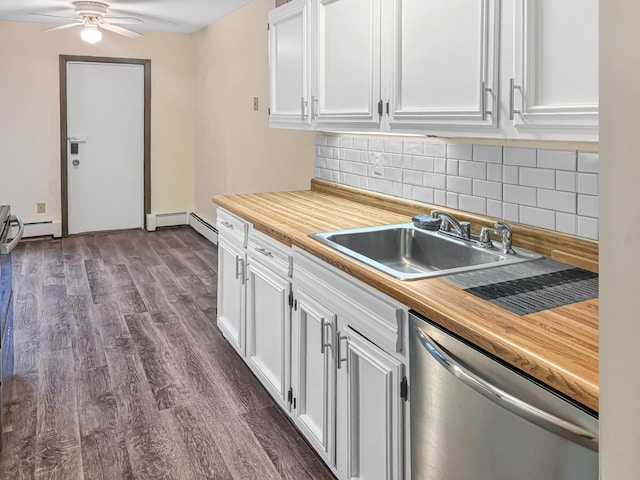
[268,0,313,129]
[315,0,383,129]
[386,0,499,131]
[507,0,598,138]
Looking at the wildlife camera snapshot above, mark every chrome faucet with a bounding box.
[479,222,516,254]
[431,210,471,240]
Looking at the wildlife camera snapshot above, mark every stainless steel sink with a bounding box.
[310,223,541,280]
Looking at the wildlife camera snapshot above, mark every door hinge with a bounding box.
[288,291,294,308]
[386,101,390,115]
[293,397,297,409]
[267,23,270,31]
[377,99,383,117]
[294,299,298,311]
[268,107,271,116]
[400,376,408,402]
[287,388,293,404]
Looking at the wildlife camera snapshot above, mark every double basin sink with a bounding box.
[310,223,540,280]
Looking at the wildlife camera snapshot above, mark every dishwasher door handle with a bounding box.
[415,327,598,450]
[0,215,24,254]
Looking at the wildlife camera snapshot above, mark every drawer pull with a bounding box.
[221,221,234,229]
[255,247,273,257]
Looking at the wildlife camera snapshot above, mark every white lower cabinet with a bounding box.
[291,286,337,466]
[246,259,292,411]
[336,324,405,480]
[217,235,247,357]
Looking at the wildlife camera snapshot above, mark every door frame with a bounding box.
[59,55,151,237]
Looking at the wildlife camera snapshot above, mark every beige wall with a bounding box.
[193,0,315,225]
[0,22,195,223]
[600,1,640,478]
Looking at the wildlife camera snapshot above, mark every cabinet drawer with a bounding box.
[248,229,293,279]
[216,208,249,247]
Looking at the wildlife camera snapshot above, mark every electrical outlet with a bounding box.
[37,202,46,213]
[253,97,259,111]
[373,153,383,176]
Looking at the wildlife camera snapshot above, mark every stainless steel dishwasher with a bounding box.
[409,311,598,480]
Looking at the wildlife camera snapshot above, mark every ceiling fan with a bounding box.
[30,1,143,43]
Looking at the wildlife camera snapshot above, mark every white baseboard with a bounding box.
[189,212,218,245]
[11,220,62,239]
[145,212,188,231]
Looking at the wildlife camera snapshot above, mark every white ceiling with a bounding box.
[0,0,255,34]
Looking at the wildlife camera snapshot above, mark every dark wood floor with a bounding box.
[0,227,335,480]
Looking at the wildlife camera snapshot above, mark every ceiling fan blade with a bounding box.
[29,12,80,21]
[42,22,83,33]
[101,16,143,25]
[108,8,177,25]
[99,22,142,38]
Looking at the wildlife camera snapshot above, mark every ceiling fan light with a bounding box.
[80,25,102,44]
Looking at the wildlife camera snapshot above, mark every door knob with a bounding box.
[72,159,80,166]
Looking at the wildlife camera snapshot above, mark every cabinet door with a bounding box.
[245,261,291,411]
[336,326,404,480]
[315,0,382,129]
[387,0,499,130]
[291,287,336,466]
[268,0,313,129]
[510,0,598,135]
[217,237,246,357]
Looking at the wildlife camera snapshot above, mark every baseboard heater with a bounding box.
[11,220,62,239]
[189,212,218,245]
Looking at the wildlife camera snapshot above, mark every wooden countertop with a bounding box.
[213,180,599,413]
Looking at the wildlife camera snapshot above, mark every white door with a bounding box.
[66,61,144,234]
[268,0,313,129]
[336,326,404,480]
[245,260,291,410]
[291,287,336,466]
[217,237,246,357]
[509,0,598,135]
[386,0,499,131]
[315,0,382,130]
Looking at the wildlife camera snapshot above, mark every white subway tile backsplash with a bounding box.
[487,164,502,182]
[403,141,423,155]
[447,143,473,160]
[384,140,403,154]
[519,167,555,189]
[577,173,599,195]
[424,142,447,157]
[578,152,599,173]
[503,203,519,222]
[504,147,536,167]
[577,216,599,240]
[447,159,459,176]
[503,165,519,185]
[446,192,459,209]
[424,173,447,190]
[537,189,576,214]
[384,166,403,182]
[487,199,502,218]
[413,156,434,172]
[413,186,434,203]
[503,184,536,207]
[556,212,577,235]
[473,145,503,164]
[353,136,368,150]
[520,206,555,230]
[556,171,577,192]
[473,180,502,200]
[447,176,473,194]
[459,160,487,180]
[339,136,354,148]
[314,134,599,240]
[403,170,423,186]
[459,195,487,215]
[578,195,599,218]
[537,149,577,171]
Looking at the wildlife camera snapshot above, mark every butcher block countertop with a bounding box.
[213,179,599,413]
